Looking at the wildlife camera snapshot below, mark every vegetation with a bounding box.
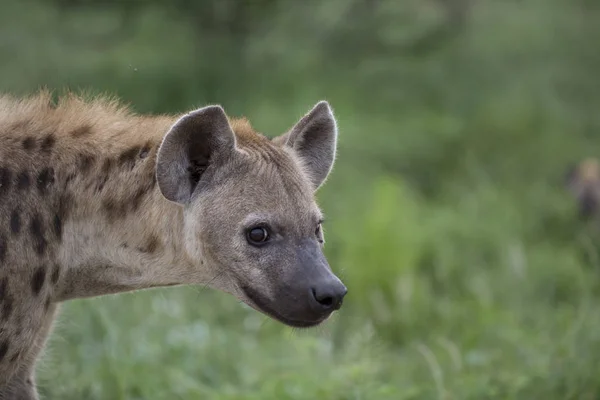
[2,0,600,398]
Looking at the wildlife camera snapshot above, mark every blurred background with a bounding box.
[3,0,600,398]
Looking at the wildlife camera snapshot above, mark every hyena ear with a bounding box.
[273,101,338,190]
[156,105,236,204]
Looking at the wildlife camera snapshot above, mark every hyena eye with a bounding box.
[247,226,270,245]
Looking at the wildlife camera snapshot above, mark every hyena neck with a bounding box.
[54,120,209,301]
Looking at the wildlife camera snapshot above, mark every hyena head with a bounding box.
[155,101,347,327]
[565,158,600,218]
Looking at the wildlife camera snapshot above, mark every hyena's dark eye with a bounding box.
[247,226,270,245]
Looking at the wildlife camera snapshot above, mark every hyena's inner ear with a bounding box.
[273,101,338,190]
[156,105,236,204]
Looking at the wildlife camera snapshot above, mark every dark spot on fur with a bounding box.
[137,236,159,253]
[53,193,72,241]
[44,296,51,310]
[31,266,46,295]
[118,146,140,169]
[130,173,157,211]
[0,167,12,196]
[51,264,60,284]
[0,277,9,320]
[10,210,20,234]
[139,142,152,159]
[96,159,113,192]
[0,234,6,263]
[0,340,8,362]
[130,187,147,211]
[30,214,47,255]
[17,171,30,190]
[103,200,127,222]
[30,214,43,237]
[79,154,96,174]
[40,134,56,152]
[102,158,113,174]
[103,200,116,219]
[57,193,73,220]
[63,171,77,190]
[53,214,62,238]
[0,277,6,299]
[95,176,108,193]
[37,167,55,194]
[22,136,35,150]
[2,295,12,321]
[9,351,20,363]
[69,125,92,138]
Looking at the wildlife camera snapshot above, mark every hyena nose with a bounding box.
[310,280,348,311]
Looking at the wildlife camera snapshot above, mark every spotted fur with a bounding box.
[0,90,345,398]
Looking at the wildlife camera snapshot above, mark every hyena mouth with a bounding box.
[239,285,327,328]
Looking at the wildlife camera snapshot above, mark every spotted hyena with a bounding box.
[0,90,347,399]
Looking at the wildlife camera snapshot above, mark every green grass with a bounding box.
[36,176,600,399]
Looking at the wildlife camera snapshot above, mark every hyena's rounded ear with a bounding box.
[273,101,338,190]
[156,105,236,204]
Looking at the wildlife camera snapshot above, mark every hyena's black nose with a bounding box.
[310,279,347,311]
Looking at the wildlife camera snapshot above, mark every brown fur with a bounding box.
[0,90,345,398]
[566,158,600,218]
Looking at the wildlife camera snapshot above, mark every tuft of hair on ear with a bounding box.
[188,159,208,185]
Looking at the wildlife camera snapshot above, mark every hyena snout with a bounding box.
[240,247,347,328]
[309,274,347,312]
[279,247,348,325]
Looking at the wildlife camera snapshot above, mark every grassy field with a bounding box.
[3,0,600,398]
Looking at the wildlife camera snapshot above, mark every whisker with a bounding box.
[192,271,226,301]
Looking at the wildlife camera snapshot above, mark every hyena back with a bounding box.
[0,91,346,399]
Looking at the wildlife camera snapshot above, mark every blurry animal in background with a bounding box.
[565,158,600,219]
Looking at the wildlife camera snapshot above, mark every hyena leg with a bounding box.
[0,303,58,400]
[0,371,39,400]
